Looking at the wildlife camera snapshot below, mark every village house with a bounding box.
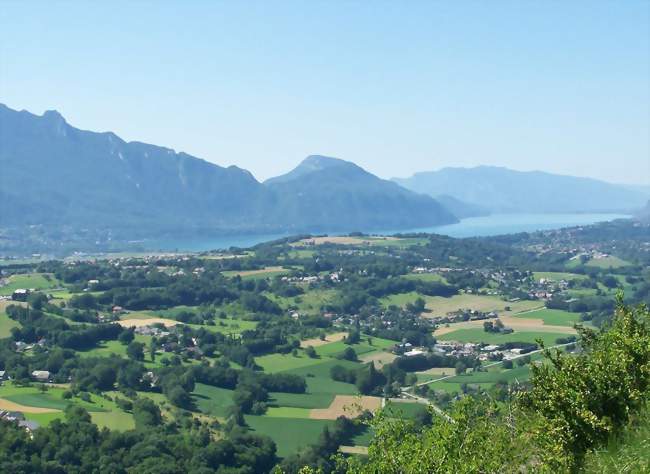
[31,370,51,382]
[12,288,30,301]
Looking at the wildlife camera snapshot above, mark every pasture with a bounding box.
[221,266,288,279]
[0,383,134,430]
[514,308,581,327]
[245,415,334,458]
[0,301,20,338]
[192,383,234,418]
[533,271,586,281]
[436,327,569,346]
[0,273,61,296]
[585,256,631,269]
[382,292,543,315]
[403,273,448,283]
[426,364,534,394]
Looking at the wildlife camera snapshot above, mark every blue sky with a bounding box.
[1,1,648,184]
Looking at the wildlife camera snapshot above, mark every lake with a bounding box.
[150,213,630,252]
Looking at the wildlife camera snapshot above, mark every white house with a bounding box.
[31,370,50,382]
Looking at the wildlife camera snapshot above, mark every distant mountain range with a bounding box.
[1,104,645,243]
[0,105,456,236]
[393,167,648,214]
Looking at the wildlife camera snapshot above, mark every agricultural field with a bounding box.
[221,266,289,279]
[513,308,582,327]
[403,273,448,283]
[382,292,543,315]
[436,327,569,346]
[425,363,538,394]
[290,235,428,248]
[0,383,134,430]
[0,301,20,338]
[0,273,62,296]
[245,416,334,457]
[269,288,338,316]
[584,256,632,269]
[1,218,644,468]
[532,271,586,281]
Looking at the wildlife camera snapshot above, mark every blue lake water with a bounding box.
[150,213,630,252]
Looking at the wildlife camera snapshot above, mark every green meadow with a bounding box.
[192,383,234,418]
[0,273,62,296]
[515,308,581,326]
[437,328,567,346]
[245,415,334,458]
[0,383,134,430]
[382,292,542,315]
[532,271,586,281]
[0,305,20,338]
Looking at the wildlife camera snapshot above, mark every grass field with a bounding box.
[265,406,312,418]
[314,339,392,358]
[0,383,134,429]
[533,271,586,281]
[192,383,234,418]
[437,328,567,346]
[585,256,631,269]
[403,273,448,283]
[283,359,361,395]
[0,301,20,338]
[382,292,542,315]
[268,391,334,409]
[222,266,289,279]
[245,415,334,457]
[269,288,338,316]
[384,400,428,419]
[77,335,153,359]
[0,273,61,296]
[256,352,327,373]
[514,308,581,327]
[426,364,534,393]
[291,236,427,248]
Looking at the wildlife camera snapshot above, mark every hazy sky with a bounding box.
[1,1,649,184]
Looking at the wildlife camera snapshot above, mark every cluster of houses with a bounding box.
[281,271,342,284]
[0,411,39,434]
[14,338,47,353]
[0,369,51,384]
[394,341,533,362]
[430,309,499,325]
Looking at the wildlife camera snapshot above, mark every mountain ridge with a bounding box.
[0,105,456,236]
[393,166,647,214]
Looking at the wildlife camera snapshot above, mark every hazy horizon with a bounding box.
[2,1,649,184]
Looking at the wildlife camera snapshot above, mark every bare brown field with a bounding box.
[0,398,61,413]
[359,351,397,367]
[339,446,368,455]
[117,317,179,328]
[310,395,382,420]
[300,331,347,348]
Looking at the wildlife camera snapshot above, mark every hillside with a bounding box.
[0,105,456,236]
[393,166,647,214]
[434,194,490,219]
[264,156,457,231]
